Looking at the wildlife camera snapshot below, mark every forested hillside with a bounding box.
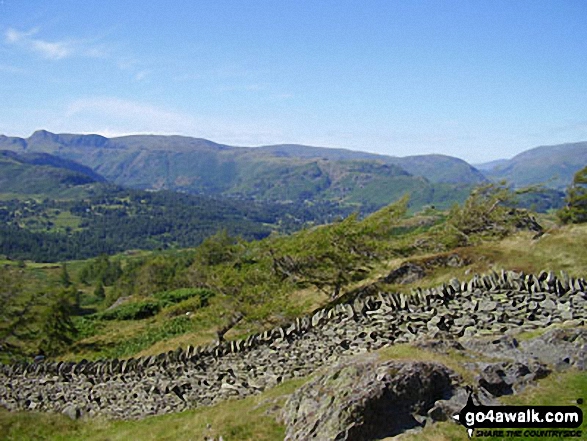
[0,187,362,262]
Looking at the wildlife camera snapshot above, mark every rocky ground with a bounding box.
[282,328,586,440]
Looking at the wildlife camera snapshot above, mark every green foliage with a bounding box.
[60,262,72,287]
[162,295,212,318]
[0,267,33,360]
[98,300,161,321]
[271,215,371,298]
[443,182,542,246]
[96,288,213,321]
[0,266,81,361]
[94,282,105,300]
[154,287,215,307]
[271,196,410,299]
[0,187,276,262]
[79,254,122,286]
[558,165,587,224]
[71,316,103,339]
[193,230,240,266]
[514,186,565,212]
[100,316,193,359]
[39,287,78,356]
[121,254,189,298]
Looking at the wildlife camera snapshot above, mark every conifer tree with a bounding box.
[40,287,78,356]
[60,262,71,287]
[558,165,587,224]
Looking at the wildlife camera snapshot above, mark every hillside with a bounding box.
[0,199,585,440]
[254,144,486,184]
[0,131,483,210]
[0,150,103,199]
[0,152,279,261]
[480,141,587,189]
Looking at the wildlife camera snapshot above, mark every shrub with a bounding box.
[154,287,215,307]
[99,300,161,321]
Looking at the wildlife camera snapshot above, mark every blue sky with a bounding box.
[1,1,586,163]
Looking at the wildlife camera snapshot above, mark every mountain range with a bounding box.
[477,141,587,189]
[0,130,585,210]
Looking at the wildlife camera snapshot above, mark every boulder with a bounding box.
[520,328,587,371]
[477,360,550,397]
[62,404,82,420]
[382,263,426,285]
[282,355,457,441]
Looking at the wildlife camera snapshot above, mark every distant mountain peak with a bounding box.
[29,129,59,142]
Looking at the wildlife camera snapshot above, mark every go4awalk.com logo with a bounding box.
[453,393,583,438]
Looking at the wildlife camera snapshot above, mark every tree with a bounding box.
[270,215,369,299]
[444,182,542,245]
[39,287,78,356]
[558,165,587,224]
[270,196,410,300]
[0,267,36,360]
[193,229,239,267]
[60,262,71,287]
[79,254,122,286]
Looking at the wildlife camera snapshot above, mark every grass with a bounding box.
[377,223,587,295]
[59,222,587,362]
[376,343,478,384]
[50,210,81,232]
[66,316,198,360]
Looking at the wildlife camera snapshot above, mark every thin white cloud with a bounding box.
[57,97,285,146]
[31,39,72,60]
[4,27,109,61]
[5,27,71,59]
[134,70,150,82]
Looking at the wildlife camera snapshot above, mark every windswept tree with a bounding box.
[270,196,409,299]
[186,236,295,342]
[444,182,542,245]
[558,165,587,224]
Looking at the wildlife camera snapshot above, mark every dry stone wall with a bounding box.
[0,269,586,420]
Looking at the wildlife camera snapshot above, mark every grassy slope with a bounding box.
[61,221,587,362]
[0,155,98,200]
[2,221,587,440]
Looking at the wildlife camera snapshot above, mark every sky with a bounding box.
[1,1,586,163]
